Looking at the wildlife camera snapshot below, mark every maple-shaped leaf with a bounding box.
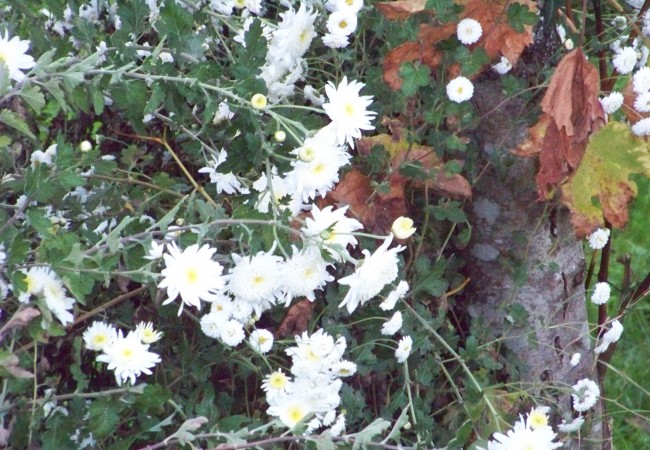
[536,48,606,197]
[561,121,650,237]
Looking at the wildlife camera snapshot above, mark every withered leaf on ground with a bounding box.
[375,0,426,20]
[381,0,536,90]
[0,307,40,343]
[275,299,314,339]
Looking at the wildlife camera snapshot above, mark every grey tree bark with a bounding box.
[459,80,602,448]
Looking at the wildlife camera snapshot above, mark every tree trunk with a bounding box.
[460,80,602,447]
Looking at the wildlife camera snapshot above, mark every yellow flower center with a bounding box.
[344,103,355,116]
[185,267,199,284]
[253,275,265,285]
[299,29,310,44]
[311,162,326,174]
[339,20,348,29]
[529,410,548,429]
[120,348,134,360]
[93,335,107,346]
[287,406,306,425]
[305,346,321,362]
[269,372,288,389]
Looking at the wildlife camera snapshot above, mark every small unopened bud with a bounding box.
[299,145,316,162]
[175,218,185,226]
[251,93,267,110]
[274,130,286,142]
[403,421,411,430]
[391,216,416,239]
[80,140,92,152]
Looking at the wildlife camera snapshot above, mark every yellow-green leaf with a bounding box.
[562,121,650,237]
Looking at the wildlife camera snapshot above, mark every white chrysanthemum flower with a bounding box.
[571,378,600,412]
[334,0,363,13]
[198,149,249,195]
[456,18,482,45]
[632,117,650,135]
[330,360,357,377]
[326,11,357,36]
[323,32,350,48]
[134,322,163,344]
[268,398,311,429]
[322,77,377,148]
[286,127,352,202]
[483,410,562,450]
[286,329,343,376]
[0,29,36,82]
[18,267,52,303]
[588,227,610,249]
[633,67,650,93]
[262,369,292,401]
[220,319,246,347]
[492,56,512,74]
[634,91,650,112]
[338,234,405,314]
[594,319,623,354]
[144,241,165,260]
[200,311,226,339]
[330,413,346,436]
[213,101,234,124]
[599,92,624,114]
[591,282,611,305]
[613,46,638,74]
[252,166,291,213]
[96,331,161,385]
[570,352,581,367]
[158,242,226,315]
[250,329,274,353]
[281,245,333,305]
[381,311,403,335]
[302,205,363,261]
[83,322,118,351]
[380,280,409,310]
[395,335,412,363]
[226,250,284,316]
[527,406,550,430]
[42,275,75,326]
[391,216,416,239]
[446,76,474,103]
[558,416,585,433]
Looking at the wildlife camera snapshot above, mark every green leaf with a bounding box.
[399,62,431,96]
[0,110,36,140]
[0,61,11,95]
[26,208,54,236]
[57,171,85,189]
[88,398,122,438]
[18,85,46,113]
[352,418,391,449]
[507,3,539,33]
[158,1,193,53]
[561,121,650,236]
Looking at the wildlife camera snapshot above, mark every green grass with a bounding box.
[605,175,650,448]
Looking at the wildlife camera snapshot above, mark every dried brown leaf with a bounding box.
[0,307,40,343]
[275,299,314,339]
[375,0,426,20]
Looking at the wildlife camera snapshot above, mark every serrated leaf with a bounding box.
[88,399,122,438]
[18,85,45,113]
[399,62,431,96]
[507,3,538,33]
[0,110,36,140]
[561,121,650,237]
[352,418,391,450]
[26,208,54,236]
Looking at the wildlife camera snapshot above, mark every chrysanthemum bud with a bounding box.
[251,93,267,110]
[80,140,92,152]
[274,130,286,142]
[391,217,416,239]
[298,145,316,162]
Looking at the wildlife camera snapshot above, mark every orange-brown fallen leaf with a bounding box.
[275,299,314,339]
[381,0,536,90]
[375,0,426,20]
